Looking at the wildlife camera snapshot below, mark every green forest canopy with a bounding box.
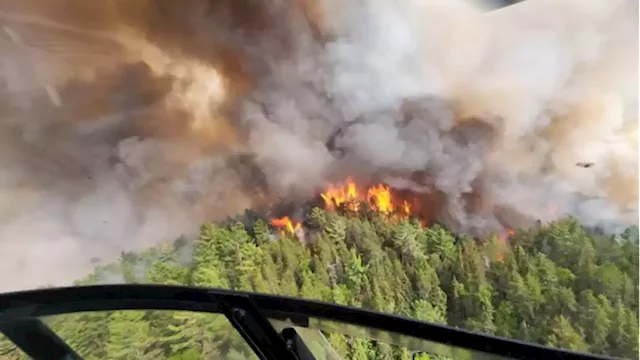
[1,207,638,360]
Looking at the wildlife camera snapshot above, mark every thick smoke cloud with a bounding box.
[0,0,637,291]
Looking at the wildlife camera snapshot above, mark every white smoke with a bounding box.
[0,0,637,291]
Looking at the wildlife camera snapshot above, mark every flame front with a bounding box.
[321,178,413,218]
[272,178,417,235]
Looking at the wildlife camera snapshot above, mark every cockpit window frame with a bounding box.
[0,285,621,360]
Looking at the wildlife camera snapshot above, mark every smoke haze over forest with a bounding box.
[0,0,637,291]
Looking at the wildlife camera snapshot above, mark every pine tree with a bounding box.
[106,311,163,360]
[17,211,638,360]
[545,315,589,353]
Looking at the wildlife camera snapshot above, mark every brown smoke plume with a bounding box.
[0,0,637,291]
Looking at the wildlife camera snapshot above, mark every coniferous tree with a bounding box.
[2,208,637,360]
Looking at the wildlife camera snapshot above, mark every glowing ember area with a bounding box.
[321,178,412,217]
[270,216,301,234]
[498,229,516,243]
[496,229,515,262]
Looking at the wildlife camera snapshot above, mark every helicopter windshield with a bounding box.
[0,285,620,360]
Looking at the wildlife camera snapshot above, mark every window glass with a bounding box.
[42,311,259,360]
[270,318,506,360]
[0,333,28,360]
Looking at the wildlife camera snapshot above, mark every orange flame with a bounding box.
[270,216,301,234]
[271,178,423,236]
[367,184,395,214]
[495,229,515,262]
[321,178,360,212]
[498,229,516,243]
[402,201,412,215]
[320,178,413,218]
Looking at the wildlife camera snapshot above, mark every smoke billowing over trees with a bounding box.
[0,0,637,290]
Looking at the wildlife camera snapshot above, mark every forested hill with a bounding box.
[1,208,638,360]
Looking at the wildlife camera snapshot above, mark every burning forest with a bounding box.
[0,0,638,291]
[229,176,535,250]
[267,178,418,237]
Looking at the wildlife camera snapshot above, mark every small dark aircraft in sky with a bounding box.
[576,162,595,168]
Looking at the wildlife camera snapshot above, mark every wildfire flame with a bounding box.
[321,178,412,216]
[495,229,516,262]
[269,177,517,268]
[321,178,360,212]
[498,229,516,244]
[270,216,301,234]
[271,178,416,234]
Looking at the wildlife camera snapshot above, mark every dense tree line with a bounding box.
[1,207,638,359]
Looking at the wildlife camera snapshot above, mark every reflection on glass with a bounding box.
[41,310,258,360]
[270,317,509,360]
[0,333,27,360]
